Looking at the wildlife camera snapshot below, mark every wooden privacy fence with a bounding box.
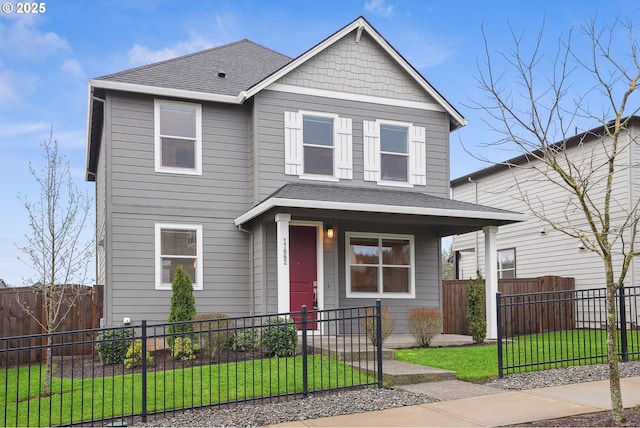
[0,284,103,364]
[442,276,575,335]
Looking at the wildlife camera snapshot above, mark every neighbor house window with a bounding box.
[497,248,516,279]
[284,111,352,180]
[363,120,426,186]
[380,124,408,182]
[154,100,202,175]
[155,224,203,290]
[346,232,415,298]
[303,115,334,176]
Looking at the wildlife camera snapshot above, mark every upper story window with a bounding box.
[303,115,334,176]
[155,223,203,290]
[380,124,408,182]
[154,100,202,175]
[345,232,415,299]
[284,111,352,181]
[363,120,426,187]
[497,248,516,279]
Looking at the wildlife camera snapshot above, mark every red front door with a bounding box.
[289,225,318,329]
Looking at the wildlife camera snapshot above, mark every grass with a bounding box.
[0,354,373,427]
[396,329,640,381]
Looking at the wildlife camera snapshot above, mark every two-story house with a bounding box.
[451,117,640,292]
[85,16,525,335]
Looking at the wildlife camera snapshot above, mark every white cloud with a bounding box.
[61,59,84,78]
[0,72,18,103]
[0,16,70,61]
[127,34,214,67]
[365,0,394,18]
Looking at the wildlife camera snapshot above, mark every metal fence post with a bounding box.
[301,306,309,397]
[141,320,148,423]
[375,299,383,389]
[619,285,628,362]
[496,292,504,378]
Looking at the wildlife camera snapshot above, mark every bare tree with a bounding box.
[16,129,94,396]
[472,16,640,422]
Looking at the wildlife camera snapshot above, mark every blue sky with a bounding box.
[0,0,637,286]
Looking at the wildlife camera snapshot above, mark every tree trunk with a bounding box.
[606,281,625,422]
[43,334,52,397]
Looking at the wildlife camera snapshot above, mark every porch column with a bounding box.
[483,225,498,340]
[275,213,291,314]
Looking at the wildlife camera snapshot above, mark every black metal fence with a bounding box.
[1,303,383,427]
[497,285,640,377]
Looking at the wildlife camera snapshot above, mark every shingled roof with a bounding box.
[95,39,292,97]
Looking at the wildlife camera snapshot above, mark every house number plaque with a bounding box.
[282,238,288,265]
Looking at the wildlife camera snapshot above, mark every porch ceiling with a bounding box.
[234,183,527,237]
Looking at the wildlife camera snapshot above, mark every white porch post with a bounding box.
[275,214,291,314]
[483,225,498,340]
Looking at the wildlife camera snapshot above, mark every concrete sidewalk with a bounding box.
[268,376,640,427]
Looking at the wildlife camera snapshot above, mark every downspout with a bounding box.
[237,224,254,316]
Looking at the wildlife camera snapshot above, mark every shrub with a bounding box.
[193,313,234,359]
[228,330,259,352]
[167,266,197,348]
[96,327,134,365]
[466,271,487,344]
[171,336,199,361]
[361,306,394,346]
[124,339,153,369]
[408,307,442,347]
[260,317,297,357]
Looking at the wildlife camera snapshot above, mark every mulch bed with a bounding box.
[52,348,263,379]
[512,408,640,427]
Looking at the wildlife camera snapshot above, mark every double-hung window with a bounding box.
[346,232,415,298]
[363,119,426,186]
[155,224,203,290]
[154,100,202,175]
[284,111,352,180]
[497,248,516,279]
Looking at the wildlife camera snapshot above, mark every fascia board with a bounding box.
[234,197,529,226]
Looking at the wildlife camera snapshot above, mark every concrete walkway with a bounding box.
[268,376,640,427]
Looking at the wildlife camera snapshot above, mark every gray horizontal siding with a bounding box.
[253,90,450,204]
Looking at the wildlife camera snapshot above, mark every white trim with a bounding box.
[376,181,414,189]
[268,83,444,112]
[234,196,529,226]
[299,175,340,182]
[275,214,291,314]
[90,79,244,104]
[154,99,202,175]
[155,223,203,291]
[345,231,415,299]
[484,225,498,340]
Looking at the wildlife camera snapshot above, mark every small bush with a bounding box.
[361,306,394,346]
[228,330,259,352]
[124,339,153,369]
[96,327,134,365]
[260,317,297,357]
[408,307,442,347]
[466,271,487,344]
[171,336,199,361]
[167,266,197,349]
[193,313,234,359]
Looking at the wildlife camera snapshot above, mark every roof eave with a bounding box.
[233,197,528,226]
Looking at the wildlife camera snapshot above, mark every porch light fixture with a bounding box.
[326,228,334,239]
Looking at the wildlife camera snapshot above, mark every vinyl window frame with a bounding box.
[155,223,203,290]
[154,99,203,175]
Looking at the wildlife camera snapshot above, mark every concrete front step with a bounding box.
[348,359,457,386]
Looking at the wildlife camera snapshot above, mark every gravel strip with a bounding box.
[135,361,640,427]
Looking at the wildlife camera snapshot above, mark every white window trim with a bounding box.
[497,247,516,279]
[377,119,412,187]
[154,99,203,176]
[345,231,416,299]
[284,110,352,181]
[155,223,203,291]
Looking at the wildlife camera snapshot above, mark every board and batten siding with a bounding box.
[452,132,634,289]
[103,92,252,324]
[252,89,451,203]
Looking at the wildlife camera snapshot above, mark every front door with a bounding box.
[289,225,318,329]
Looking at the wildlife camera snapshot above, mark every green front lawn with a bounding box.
[396,329,640,381]
[1,355,373,427]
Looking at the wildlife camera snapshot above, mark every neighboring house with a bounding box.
[0,279,7,288]
[451,117,640,291]
[85,16,525,335]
